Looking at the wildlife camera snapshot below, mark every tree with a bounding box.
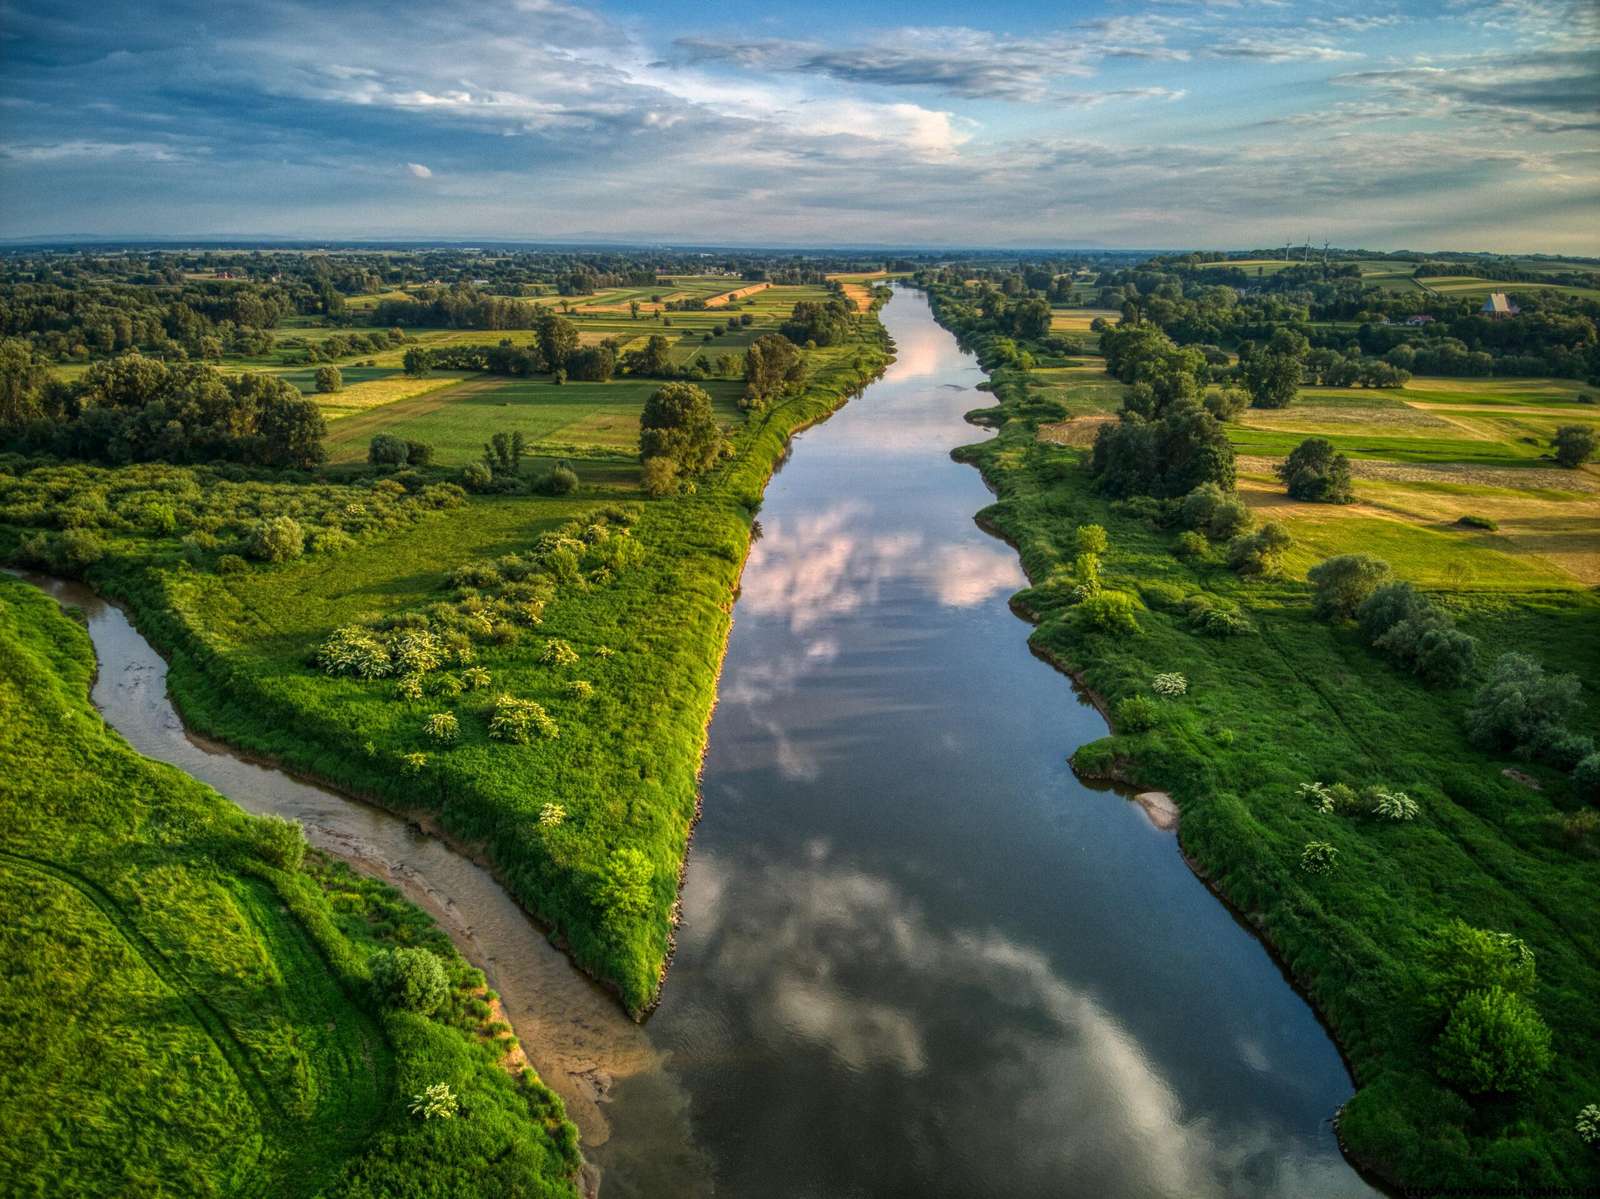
[1553,424,1596,469]
[314,364,342,393]
[1422,919,1538,1015]
[0,338,50,429]
[1241,328,1308,409]
[483,430,528,474]
[370,947,449,1014]
[1308,554,1392,620]
[743,334,805,409]
[566,344,615,382]
[1435,987,1553,1095]
[779,299,850,347]
[402,347,430,377]
[535,311,579,373]
[640,382,720,475]
[622,334,673,378]
[1278,437,1354,503]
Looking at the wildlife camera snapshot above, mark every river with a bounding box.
[24,285,1376,1198]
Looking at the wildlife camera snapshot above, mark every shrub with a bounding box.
[251,814,306,871]
[1422,919,1538,1014]
[1226,522,1292,577]
[1073,591,1140,634]
[1466,653,1583,755]
[1456,514,1498,531]
[566,679,595,701]
[461,461,494,492]
[1115,694,1161,732]
[1207,497,1251,541]
[539,638,579,667]
[1278,437,1354,503]
[308,527,355,555]
[1178,483,1223,532]
[599,846,654,926]
[488,694,559,743]
[409,1082,459,1121]
[371,946,449,1014]
[1308,554,1392,621]
[1300,841,1338,873]
[541,464,579,495]
[216,553,248,575]
[1577,1104,1600,1146]
[641,455,678,497]
[1368,787,1419,821]
[538,802,565,828]
[368,433,410,467]
[423,712,459,743]
[401,752,428,774]
[248,515,304,563]
[317,625,392,679]
[1074,524,1108,556]
[461,665,491,691]
[1151,672,1187,697]
[1181,594,1252,636]
[1435,987,1553,1094]
[314,365,342,393]
[1552,423,1596,469]
[1172,530,1209,561]
[1299,781,1336,813]
[1573,753,1600,801]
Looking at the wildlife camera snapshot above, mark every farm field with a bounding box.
[0,576,582,1198]
[1049,307,1121,336]
[1418,276,1600,302]
[323,375,747,466]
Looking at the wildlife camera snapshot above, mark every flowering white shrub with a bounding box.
[1151,672,1188,698]
[461,666,491,691]
[409,1082,459,1120]
[540,638,579,667]
[1300,841,1339,874]
[1369,787,1419,822]
[401,752,429,774]
[317,626,392,679]
[488,694,559,743]
[539,803,566,829]
[566,680,594,701]
[423,712,459,743]
[1298,781,1336,814]
[1577,1103,1600,1145]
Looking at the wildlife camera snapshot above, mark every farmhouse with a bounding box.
[1406,314,1435,326]
[1482,292,1520,318]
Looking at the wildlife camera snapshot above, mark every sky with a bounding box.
[0,0,1596,252]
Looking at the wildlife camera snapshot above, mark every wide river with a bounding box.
[27,286,1376,1198]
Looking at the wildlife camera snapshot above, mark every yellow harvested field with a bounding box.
[704,282,771,308]
[1037,414,1114,446]
[1049,309,1121,333]
[827,271,887,310]
[315,373,471,421]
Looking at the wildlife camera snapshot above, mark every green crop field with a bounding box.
[1419,276,1600,302]
[0,577,582,1198]
[323,375,747,466]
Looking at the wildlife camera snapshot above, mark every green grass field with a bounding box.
[0,577,581,1198]
[925,286,1600,1191]
[322,375,747,467]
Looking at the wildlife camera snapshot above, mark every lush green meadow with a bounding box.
[2,300,893,1018]
[926,286,1600,1189]
[0,577,581,1198]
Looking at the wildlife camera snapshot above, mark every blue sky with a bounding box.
[1,0,1595,251]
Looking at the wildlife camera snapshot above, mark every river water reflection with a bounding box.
[592,287,1377,1198]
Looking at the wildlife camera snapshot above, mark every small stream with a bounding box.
[19,285,1378,1198]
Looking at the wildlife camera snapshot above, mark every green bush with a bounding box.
[1073,590,1140,634]
[1456,514,1498,531]
[1308,554,1393,621]
[247,516,304,563]
[487,694,558,743]
[1435,987,1553,1095]
[314,365,342,393]
[540,464,579,496]
[1422,919,1538,1015]
[368,433,410,467]
[460,461,493,492]
[1466,653,1583,756]
[370,946,449,1014]
[422,712,459,744]
[1278,437,1355,503]
[216,553,248,575]
[1172,530,1209,561]
[1552,424,1596,469]
[1300,841,1339,874]
[1226,521,1292,577]
[1573,753,1600,801]
[250,814,306,871]
[1115,694,1161,732]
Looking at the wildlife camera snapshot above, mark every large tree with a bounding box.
[535,311,579,373]
[640,382,721,476]
[742,334,805,409]
[1241,328,1309,409]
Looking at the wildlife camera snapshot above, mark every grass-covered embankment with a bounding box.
[0,576,581,1198]
[1,314,893,1018]
[922,286,1600,1190]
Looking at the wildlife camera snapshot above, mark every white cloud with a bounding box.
[405,161,432,178]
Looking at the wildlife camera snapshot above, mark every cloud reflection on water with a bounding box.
[739,502,1024,635]
[676,845,1366,1198]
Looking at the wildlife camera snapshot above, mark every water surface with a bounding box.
[593,287,1376,1198]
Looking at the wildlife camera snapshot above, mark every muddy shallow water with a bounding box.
[21,285,1378,1198]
